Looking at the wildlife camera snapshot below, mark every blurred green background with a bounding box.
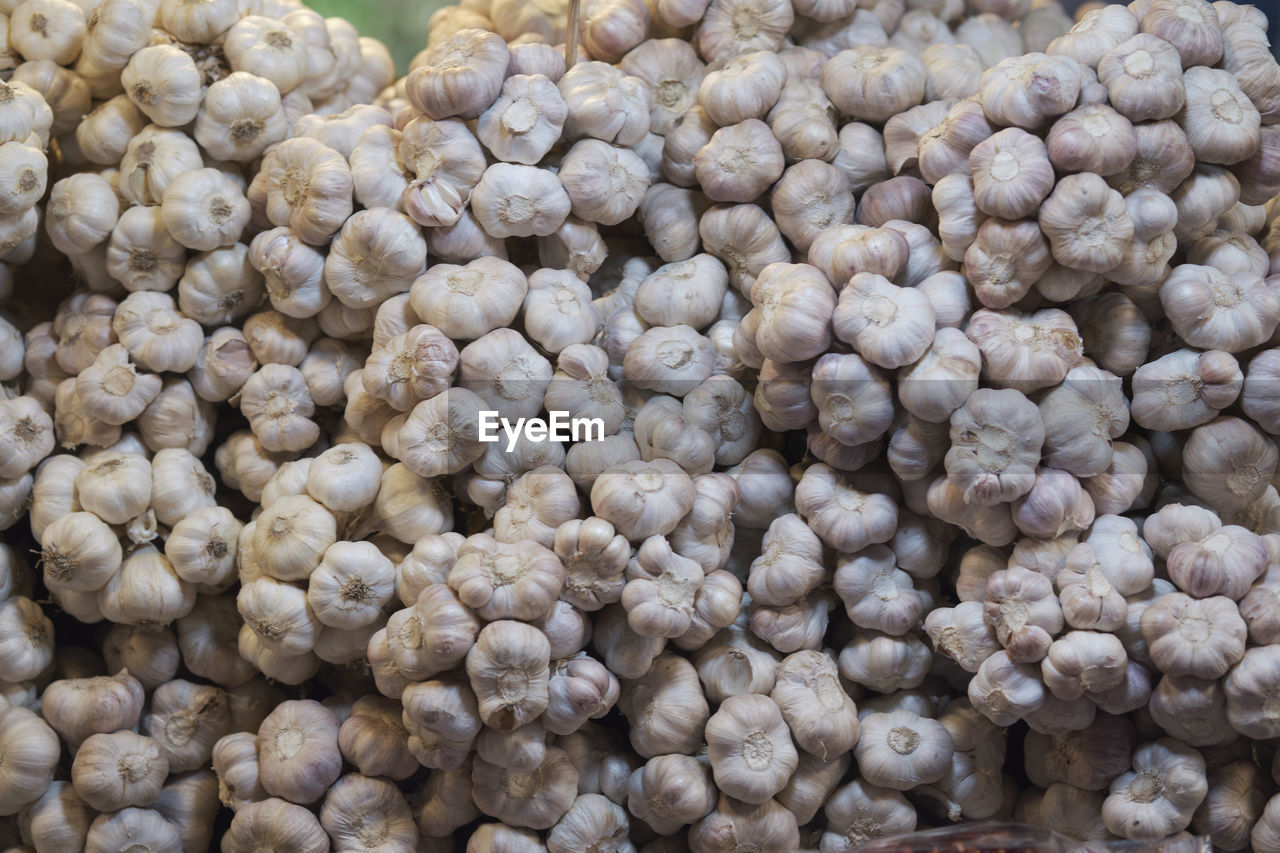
[308,0,445,71]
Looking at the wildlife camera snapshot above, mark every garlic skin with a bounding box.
[471,745,579,831]
[946,388,1044,506]
[795,463,898,553]
[143,680,231,774]
[194,73,289,164]
[306,541,394,630]
[1103,738,1208,840]
[1223,645,1280,739]
[1133,349,1242,431]
[114,291,205,374]
[834,546,929,636]
[399,677,481,770]
[546,792,632,853]
[968,650,1047,726]
[220,16,308,93]
[772,159,856,251]
[477,73,567,165]
[252,494,337,582]
[398,117,487,229]
[771,649,860,761]
[926,601,1002,673]
[855,709,953,791]
[1039,365,1129,478]
[839,631,933,693]
[703,693,797,805]
[617,652,709,758]
[897,328,982,424]
[324,208,427,310]
[222,797,328,853]
[984,566,1064,664]
[978,52,1081,129]
[970,127,1055,220]
[1183,418,1277,517]
[319,773,418,853]
[256,700,342,806]
[821,778,918,851]
[468,161,571,239]
[465,620,551,732]
[522,268,602,355]
[1140,592,1246,679]
[0,705,59,816]
[748,513,825,608]
[41,669,145,749]
[555,517,629,613]
[407,27,509,120]
[75,450,150,525]
[97,545,195,629]
[161,167,251,254]
[1191,760,1268,851]
[449,533,565,623]
[249,138,353,246]
[626,754,715,835]
[1166,522,1268,599]
[72,730,168,812]
[411,256,527,342]
[177,597,257,689]
[833,272,935,369]
[591,458,696,543]
[1040,630,1128,701]
[384,584,477,680]
[694,119,785,204]
[38,510,121,595]
[21,780,93,853]
[305,442,382,513]
[103,623,181,693]
[966,308,1084,395]
[559,138,650,227]
[1038,172,1134,274]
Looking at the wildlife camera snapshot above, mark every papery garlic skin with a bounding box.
[1102,738,1208,840]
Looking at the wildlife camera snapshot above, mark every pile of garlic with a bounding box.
[3,0,1280,849]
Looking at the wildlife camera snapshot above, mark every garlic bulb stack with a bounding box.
[0,0,1277,849]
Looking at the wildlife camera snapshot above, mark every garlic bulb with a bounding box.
[256,700,342,806]
[1102,738,1208,840]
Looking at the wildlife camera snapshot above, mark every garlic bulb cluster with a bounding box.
[1,0,1280,849]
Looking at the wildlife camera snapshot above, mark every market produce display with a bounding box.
[0,0,1279,849]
